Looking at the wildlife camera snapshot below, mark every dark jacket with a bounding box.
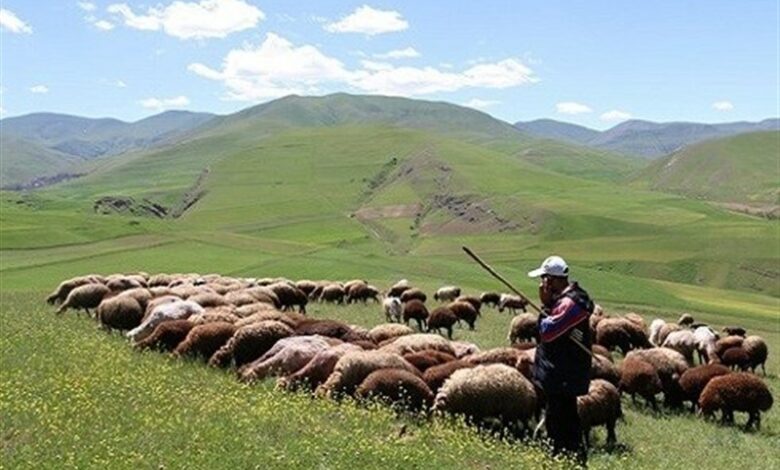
[534,282,593,396]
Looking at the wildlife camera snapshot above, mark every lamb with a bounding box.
[434,364,538,434]
[400,288,427,304]
[368,323,414,344]
[403,350,456,373]
[427,306,458,339]
[238,335,333,383]
[625,348,688,407]
[722,326,747,337]
[208,320,294,368]
[318,350,419,398]
[127,300,204,343]
[56,283,111,315]
[434,286,461,302]
[577,379,622,447]
[699,372,773,430]
[402,299,429,331]
[422,360,475,393]
[720,347,750,371]
[596,317,651,354]
[479,292,501,308]
[508,313,539,344]
[96,295,144,331]
[133,319,194,352]
[380,333,456,357]
[382,297,403,323]
[277,343,362,391]
[449,300,479,330]
[662,329,697,365]
[172,322,237,360]
[498,294,528,314]
[618,357,663,409]
[320,284,346,304]
[742,336,768,375]
[678,364,731,411]
[356,368,435,412]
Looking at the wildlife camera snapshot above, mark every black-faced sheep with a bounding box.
[434,286,461,303]
[56,283,111,315]
[277,343,362,392]
[380,333,456,357]
[133,319,194,351]
[356,368,435,412]
[742,336,768,375]
[699,372,773,430]
[382,297,403,323]
[209,320,294,368]
[720,347,751,371]
[577,379,622,447]
[127,300,204,343]
[320,284,346,304]
[678,364,731,412]
[434,364,537,434]
[172,322,237,360]
[96,295,144,331]
[368,323,414,344]
[498,294,528,314]
[427,306,458,339]
[625,348,689,407]
[318,350,419,398]
[449,300,478,330]
[508,313,539,344]
[479,292,501,308]
[422,360,475,394]
[402,299,429,331]
[618,357,663,409]
[238,335,333,383]
[402,350,456,373]
[400,288,427,304]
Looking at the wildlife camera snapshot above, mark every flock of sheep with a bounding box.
[47,272,774,451]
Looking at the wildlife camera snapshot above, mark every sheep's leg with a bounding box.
[446,326,452,340]
[606,421,616,445]
[761,363,766,376]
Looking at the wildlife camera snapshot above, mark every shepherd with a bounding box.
[529,255,594,465]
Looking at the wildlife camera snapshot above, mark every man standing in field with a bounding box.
[528,255,593,465]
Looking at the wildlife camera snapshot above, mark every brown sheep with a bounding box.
[498,294,528,314]
[118,288,153,311]
[189,292,228,308]
[402,299,429,331]
[356,368,435,412]
[677,313,695,327]
[722,326,747,337]
[133,320,194,351]
[625,348,689,407]
[46,275,105,305]
[320,284,346,304]
[423,360,475,394]
[699,372,773,430]
[508,313,539,344]
[465,347,526,368]
[233,303,279,319]
[294,319,352,340]
[318,350,420,398]
[403,350,456,373]
[590,354,621,386]
[742,336,769,375]
[238,335,333,383]
[268,283,308,313]
[715,335,745,357]
[400,288,427,304]
[387,280,411,298]
[56,283,111,315]
[96,295,143,331]
[449,300,478,330]
[596,318,650,355]
[427,306,458,339]
[368,323,415,344]
[479,292,501,308]
[278,343,362,392]
[224,290,259,307]
[618,357,663,409]
[380,333,456,357]
[721,347,751,371]
[295,280,318,297]
[577,379,622,447]
[678,364,731,412]
[209,320,294,368]
[173,322,237,360]
[188,308,240,325]
[455,295,482,314]
[592,345,613,362]
[346,283,380,304]
[244,286,281,309]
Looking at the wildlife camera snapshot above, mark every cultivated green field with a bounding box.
[1,95,778,469]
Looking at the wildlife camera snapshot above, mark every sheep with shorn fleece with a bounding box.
[699,372,773,430]
[133,319,195,352]
[56,283,111,315]
[318,350,420,398]
[172,322,237,360]
[449,300,479,330]
[455,295,482,314]
[238,335,333,383]
[210,320,294,368]
[720,347,751,371]
[625,347,689,407]
[427,306,458,339]
[590,354,621,386]
[320,284,346,304]
[577,379,623,447]
[368,323,414,344]
[356,368,435,412]
[498,294,528,314]
[465,347,526,368]
[402,350,456,373]
[508,313,539,344]
[400,288,427,304]
[96,295,144,331]
[423,360,475,394]
[722,326,747,337]
[277,343,363,392]
[268,282,308,313]
[434,286,461,303]
[662,329,697,365]
[742,336,769,375]
[596,317,650,354]
[434,363,538,434]
[380,333,456,357]
[402,299,429,331]
[618,357,663,409]
[382,297,403,323]
[479,292,501,308]
[678,364,731,412]
[127,300,204,343]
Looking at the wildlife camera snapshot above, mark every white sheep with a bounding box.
[382,297,403,323]
[433,286,461,302]
[127,300,204,343]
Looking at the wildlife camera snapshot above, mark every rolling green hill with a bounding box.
[635,131,780,209]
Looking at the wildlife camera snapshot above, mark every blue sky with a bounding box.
[1,0,777,129]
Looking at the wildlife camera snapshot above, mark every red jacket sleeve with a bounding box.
[539,296,587,342]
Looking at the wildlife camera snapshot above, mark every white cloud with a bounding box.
[78,2,97,11]
[556,101,592,115]
[712,100,734,111]
[115,80,127,88]
[374,47,420,59]
[600,109,632,122]
[139,95,190,111]
[189,33,537,101]
[94,19,115,30]
[108,0,264,40]
[325,5,408,35]
[0,8,33,34]
[463,99,500,109]
[30,85,49,94]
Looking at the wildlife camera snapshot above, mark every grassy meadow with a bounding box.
[1,97,778,468]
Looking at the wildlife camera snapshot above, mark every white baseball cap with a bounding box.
[528,255,569,278]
